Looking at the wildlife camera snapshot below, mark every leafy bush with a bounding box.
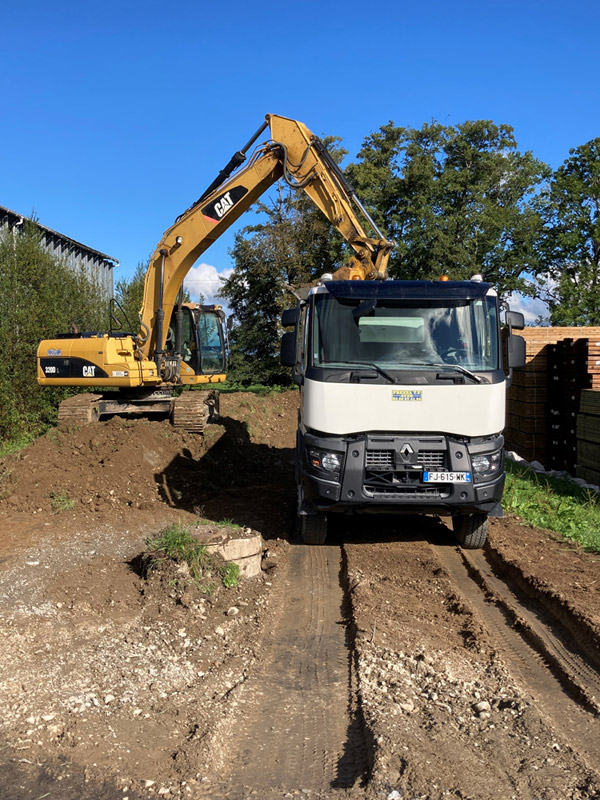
[0,222,109,443]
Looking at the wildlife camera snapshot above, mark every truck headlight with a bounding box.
[471,450,502,480]
[306,448,343,474]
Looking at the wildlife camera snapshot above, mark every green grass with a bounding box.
[0,434,34,459]
[213,382,292,396]
[50,489,75,511]
[145,522,239,590]
[503,460,600,552]
[193,516,242,531]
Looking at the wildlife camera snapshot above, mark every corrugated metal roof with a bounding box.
[0,204,119,266]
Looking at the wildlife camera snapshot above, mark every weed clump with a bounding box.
[50,489,75,511]
[143,523,240,594]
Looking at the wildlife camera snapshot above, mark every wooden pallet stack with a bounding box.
[577,389,600,484]
[547,339,600,471]
[504,327,600,465]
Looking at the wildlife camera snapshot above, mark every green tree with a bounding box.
[346,120,550,295]
[0,222,108,442]
[535,138,600,325]
[114,260,147,333]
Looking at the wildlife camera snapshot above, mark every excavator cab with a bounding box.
[173,303,226,376]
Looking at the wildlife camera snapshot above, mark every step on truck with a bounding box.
[281,276,526,548]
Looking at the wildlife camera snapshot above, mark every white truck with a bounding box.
[281,277,526,548]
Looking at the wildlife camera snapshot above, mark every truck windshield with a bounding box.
[312,294,499,372]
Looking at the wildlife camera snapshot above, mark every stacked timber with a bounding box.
[576,389,600,485]
[504,327,600,465]
[547,339,600,471]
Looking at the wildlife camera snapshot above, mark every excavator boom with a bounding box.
[139,114,393,362]
[38,114,394,430]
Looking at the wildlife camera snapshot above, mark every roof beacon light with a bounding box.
[470,273,483,282]
[439,275,449,282]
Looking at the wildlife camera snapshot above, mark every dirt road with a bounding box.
[1,392,599,799]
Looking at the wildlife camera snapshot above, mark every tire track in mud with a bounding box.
[216,543,370,797]
[432,542,600,769]
[464,547,600,710]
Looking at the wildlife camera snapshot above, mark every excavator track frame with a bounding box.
[57,389,219,434]
[57,394,102,428]
[171,390,219,434]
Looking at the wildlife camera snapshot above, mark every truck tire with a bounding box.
[453,513,488,549]
[301,513,327,545]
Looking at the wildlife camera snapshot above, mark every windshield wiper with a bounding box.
[349,362,396,384]
[423,363,483,384]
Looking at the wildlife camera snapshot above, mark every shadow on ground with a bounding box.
[302,512,458,550]
[154,416,296,540]
[0,756,143,800]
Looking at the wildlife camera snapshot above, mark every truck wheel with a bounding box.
[453,513,488,549]
[301,513,327,545]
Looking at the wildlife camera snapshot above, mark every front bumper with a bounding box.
[299,431,505,517]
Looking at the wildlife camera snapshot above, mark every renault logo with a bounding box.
[399,443,414,461]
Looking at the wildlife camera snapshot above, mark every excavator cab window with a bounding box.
[196,311,226,375]
[180,307,196,366]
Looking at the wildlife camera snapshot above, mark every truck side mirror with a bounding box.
[508,334,526,369]
[280,331,296,367]
[281,307,299,328]
[506,310,525,330]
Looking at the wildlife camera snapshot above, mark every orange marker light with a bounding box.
[439,275,449,281]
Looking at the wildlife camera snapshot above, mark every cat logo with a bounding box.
[82,365,96,377]
[202,186,248,223]
[214,192,233,218]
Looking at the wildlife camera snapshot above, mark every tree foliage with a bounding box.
[346,120,550,295]
[0,222,109,442]
[114,260,147,334]
[535,138,600,325]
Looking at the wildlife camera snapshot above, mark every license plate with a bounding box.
[423,471,471,483]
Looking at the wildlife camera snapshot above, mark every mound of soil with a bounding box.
[0,391,298,551]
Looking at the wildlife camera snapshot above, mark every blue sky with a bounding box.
[2,0,599,315]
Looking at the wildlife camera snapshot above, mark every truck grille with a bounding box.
[364,446,449,499]
[365,450,446,470]
[365,450,395,469]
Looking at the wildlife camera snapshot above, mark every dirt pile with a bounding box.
[0,390,298,521]
[0,417,205,515]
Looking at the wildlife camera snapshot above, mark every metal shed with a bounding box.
[0,205,118,296]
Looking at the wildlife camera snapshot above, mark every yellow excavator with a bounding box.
[37,114,394,431]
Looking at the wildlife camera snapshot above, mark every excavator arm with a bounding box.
[138,114,394,364]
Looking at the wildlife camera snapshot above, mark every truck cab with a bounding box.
[281,278,525,548]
